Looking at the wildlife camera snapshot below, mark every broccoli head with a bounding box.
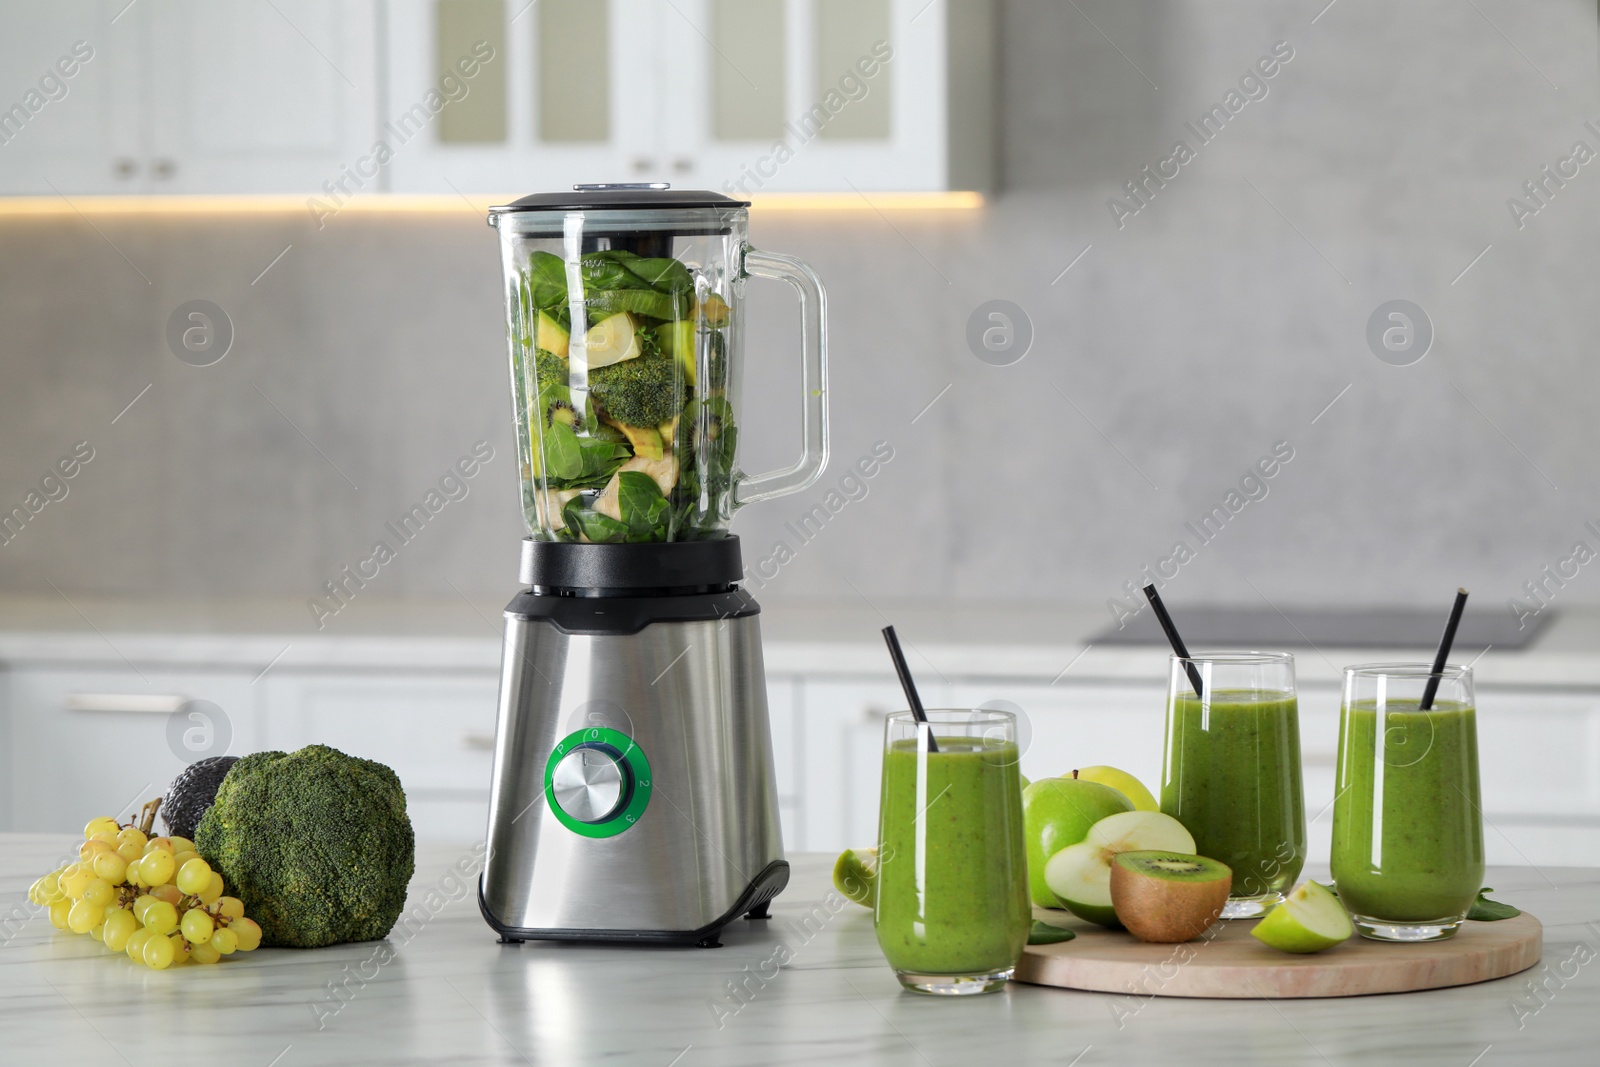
[589,351,681,428]
[194,745,415,948]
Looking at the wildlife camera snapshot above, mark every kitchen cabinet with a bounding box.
[0,1,137,193]
[0,0,377,195]
[260,670,499,843]
[383,0,994,194]
[781,674,1600,867]
[2,666,261,833]
[141,1,379,194]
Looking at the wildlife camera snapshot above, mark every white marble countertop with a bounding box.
[2,835,1596,1066]
[1,596,1598,689]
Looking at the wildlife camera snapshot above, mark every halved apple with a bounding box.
[1043,811,1196,927]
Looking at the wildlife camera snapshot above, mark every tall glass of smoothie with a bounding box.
[874,709,1030,995]
[1332,663,1484,941]
[1160,651,1306,918]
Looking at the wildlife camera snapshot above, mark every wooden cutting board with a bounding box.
[1013,906,1542,999]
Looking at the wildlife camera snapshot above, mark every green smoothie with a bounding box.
[874,738,1030,976]
[1160,689,1306,900]
[1331,700,1484,922]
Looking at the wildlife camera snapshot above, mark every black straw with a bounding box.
[1143,585,1204,697]
[881,626,937,753]
[1420,588,1469,711]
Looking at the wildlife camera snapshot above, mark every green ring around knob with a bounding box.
[545,727,653,838]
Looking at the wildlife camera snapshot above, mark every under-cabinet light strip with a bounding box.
[0,191,984,217]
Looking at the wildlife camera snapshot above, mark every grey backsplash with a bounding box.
[3,0,1599,630]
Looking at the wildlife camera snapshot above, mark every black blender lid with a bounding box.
[489,184,750,213]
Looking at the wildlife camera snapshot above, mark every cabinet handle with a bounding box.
[461,731,496,750]
[66,693,186,714]
[113,158,138,179]
[631,156,654,173]
[153,158,176,179]
[861,705,888,723]
[672,157,693,173]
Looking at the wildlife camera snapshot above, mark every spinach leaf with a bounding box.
[580,251,654,291]
[625,257,693,293]
[563,500,630,544]
[527,251,569,310]
[584,288,685,322]
[540,422,585,481]
[1028,920,1076,945]
[577,437,631,484]
[616,471,670,542]
[1467,888,1521,921]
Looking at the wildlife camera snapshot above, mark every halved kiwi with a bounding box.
[1109,850,1232,943]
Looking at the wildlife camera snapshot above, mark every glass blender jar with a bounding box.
[490,184,827,545]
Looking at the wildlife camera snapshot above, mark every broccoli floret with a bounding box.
[194,745,415,948]
[589,351,682,427]
[534,347,567,391]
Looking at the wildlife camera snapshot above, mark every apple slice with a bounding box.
[1250,881,1353,953]
[832,847,879,908]
[1043,811,1196,927]
[583,312,642,369]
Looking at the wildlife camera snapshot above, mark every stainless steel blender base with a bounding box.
[479,597,787,946]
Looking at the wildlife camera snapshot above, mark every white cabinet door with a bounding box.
[142,0,379,193]
[385,0,651,193]
[5,667,258,833]
[655,0,974,195]
[0,1,140,194]
[794,676,951,853]
[261,670,499,842]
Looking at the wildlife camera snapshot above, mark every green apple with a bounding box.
[832,847,879,908]
[1070,765,1159,812]
[1251,881,1353,953]
[1043,811,1196,927]
[1023,777,1134,908]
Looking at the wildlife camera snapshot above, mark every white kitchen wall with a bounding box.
[2,1,1599,630]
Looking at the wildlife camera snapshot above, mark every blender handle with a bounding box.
[735,248,830,508]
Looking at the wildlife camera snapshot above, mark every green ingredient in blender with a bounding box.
[590,353,681,428]
[536,419,630,488]
[612,422,665,460]
[562,498,629,544]
[616,471,672,542]
[656,320,697,386]
[536,311,569,358]
[521,247,738,544]
[584,312,644,368]
[586,288,685,321]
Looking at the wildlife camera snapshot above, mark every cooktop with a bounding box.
[1089,604,1550,651]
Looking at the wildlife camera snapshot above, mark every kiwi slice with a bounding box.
[1116,852,1230,881]
[1109,850,1232,943]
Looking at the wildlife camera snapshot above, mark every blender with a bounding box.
[478,185,828,947]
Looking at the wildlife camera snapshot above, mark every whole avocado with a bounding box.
[194,745,415,948]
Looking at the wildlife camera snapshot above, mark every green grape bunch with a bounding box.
[26,799,264,970]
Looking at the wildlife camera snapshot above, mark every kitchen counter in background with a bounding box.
[1,836,1595,1066]
[1,597,1598,864]
[0,596,1596,684]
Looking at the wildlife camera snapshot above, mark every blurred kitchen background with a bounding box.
[3,2,1599,861]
